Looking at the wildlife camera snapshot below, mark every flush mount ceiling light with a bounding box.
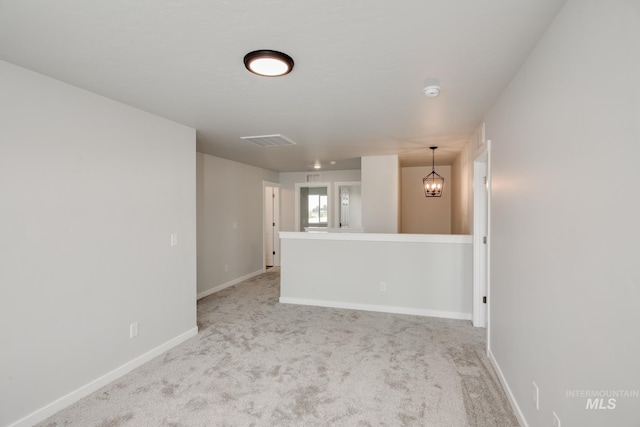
[244,50,294,77]
[423,146,444,197]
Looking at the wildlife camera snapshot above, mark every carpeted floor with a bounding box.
[38,268,518,426]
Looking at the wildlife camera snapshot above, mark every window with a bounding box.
[308,194,328,224]
[295,183,331,231]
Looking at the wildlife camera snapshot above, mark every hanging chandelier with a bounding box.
[423,146,444,197]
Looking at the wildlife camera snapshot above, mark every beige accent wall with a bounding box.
[451,142,473,235]
[400,166,452,234]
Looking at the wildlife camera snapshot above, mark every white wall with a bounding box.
[280,233,472,319]
[361,155,399,233]
[0,61,197,426]
[196,153,278,297]
[485,1,640,426]
[401,166,451,234]
[279,169,361,232]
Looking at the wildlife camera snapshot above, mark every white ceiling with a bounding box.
[0,0,566,172]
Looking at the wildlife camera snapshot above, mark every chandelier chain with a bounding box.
[431,148,436,172]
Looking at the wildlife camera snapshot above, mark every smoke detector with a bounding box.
[423,85,441,97]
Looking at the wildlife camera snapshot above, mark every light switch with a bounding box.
[130,322,139,339]
[170,233,178,247]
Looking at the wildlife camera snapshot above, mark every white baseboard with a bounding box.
[197,269,265,300]
[487,348,528,427]
[279,297,472,321]
[9,327,199,427]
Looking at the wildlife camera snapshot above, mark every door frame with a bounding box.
[473,140,491,329]
[333,181,361,229]
[294,182,333,231]
[262,181,280,268]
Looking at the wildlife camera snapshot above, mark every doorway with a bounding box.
[333,181,362,230]
[263,182,280,268]
[294,182,332,231]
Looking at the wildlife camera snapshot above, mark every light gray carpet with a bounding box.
[38,268,518,426]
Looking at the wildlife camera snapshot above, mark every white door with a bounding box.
[264,185,280,267]
[272,187,280,266]
[265,187,274,266]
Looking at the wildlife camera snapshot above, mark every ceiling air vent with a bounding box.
[240,134,296,147]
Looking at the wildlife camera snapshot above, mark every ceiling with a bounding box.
[0,0,566,172]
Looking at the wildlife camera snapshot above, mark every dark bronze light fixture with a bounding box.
[244,50,294,77]
[423,146,444,197]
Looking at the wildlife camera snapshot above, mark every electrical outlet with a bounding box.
[380,282,386,291]
[232,221,238,229]
[130,322,139,339]
[552,411,561,427]
[533,381,539,410]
